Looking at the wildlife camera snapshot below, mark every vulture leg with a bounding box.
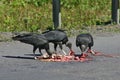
[87,47,95,55]
[38,48,43,56]
[45,44,52,58]
[45,49,52,58]
[33,46,38,59]
[59,43,67,55]
[54,43,58,53]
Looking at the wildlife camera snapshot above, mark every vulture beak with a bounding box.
[66,42,72,50]
[66,42,75,56]
[81,44,87,53]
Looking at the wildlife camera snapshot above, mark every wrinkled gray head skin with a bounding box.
[80,44,88,52]
[66,42,72,49]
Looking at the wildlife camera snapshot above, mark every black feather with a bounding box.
[76,33,94,52]
[42,29,68,52]
[12,33,52,57]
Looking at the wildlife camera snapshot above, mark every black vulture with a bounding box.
[12,33,52,59]
[42,29,70,55]
[76,33,94,56]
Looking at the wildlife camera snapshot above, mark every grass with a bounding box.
[0,0,120,35]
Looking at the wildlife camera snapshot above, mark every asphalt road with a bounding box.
[0,33,120,80]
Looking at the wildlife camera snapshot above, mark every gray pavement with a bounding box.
[0,33,120,80]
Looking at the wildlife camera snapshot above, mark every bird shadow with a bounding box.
[2,55,34,60]
[2,53,43,60]
[24,54,42,56]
